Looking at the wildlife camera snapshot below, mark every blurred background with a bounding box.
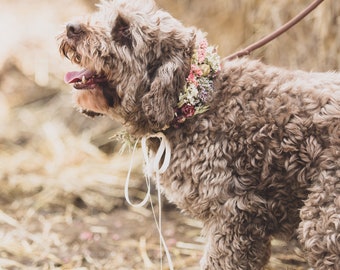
[0,0,339,269]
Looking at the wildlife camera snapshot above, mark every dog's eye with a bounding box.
[75,54,82,64]
[81,109,103,118]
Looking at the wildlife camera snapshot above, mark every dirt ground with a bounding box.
[0,0,339,269]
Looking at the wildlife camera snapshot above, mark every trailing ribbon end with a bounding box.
[124,132,173,270]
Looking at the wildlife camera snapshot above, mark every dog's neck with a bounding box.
[169,38,221,129]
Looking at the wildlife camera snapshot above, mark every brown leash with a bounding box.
[226,0,325,60]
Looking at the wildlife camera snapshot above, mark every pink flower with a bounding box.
[181,104,196,118]
[199,39,208,50]
[187,72,197,85]
[187,64,203,85]
[198,39,208,63]
[191,64,203,76]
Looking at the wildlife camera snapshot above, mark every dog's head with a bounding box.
[58,0,196,134]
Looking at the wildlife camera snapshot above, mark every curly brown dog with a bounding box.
[58,0,340,269]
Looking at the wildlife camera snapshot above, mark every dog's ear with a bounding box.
[141,37,194,130]
[111,13,132,48]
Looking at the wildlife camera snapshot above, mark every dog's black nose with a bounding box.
[66,23,83,38]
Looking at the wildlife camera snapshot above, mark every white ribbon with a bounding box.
[124,138,150,208]
[141,132,172,177]
[124,132,173,270]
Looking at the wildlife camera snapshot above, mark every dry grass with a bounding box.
[157,0,340,70]
[0,0,339,269]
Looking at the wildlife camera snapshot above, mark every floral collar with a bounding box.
[171,39,220,128]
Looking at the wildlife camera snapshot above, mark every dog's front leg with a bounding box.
[201,214,271,270]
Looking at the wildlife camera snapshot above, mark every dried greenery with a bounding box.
[0,0,339,269]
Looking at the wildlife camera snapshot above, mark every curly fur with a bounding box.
[58,0,340,269]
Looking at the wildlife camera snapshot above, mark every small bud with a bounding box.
[200,64,211,76]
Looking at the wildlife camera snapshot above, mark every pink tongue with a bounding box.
[64,69,95,84]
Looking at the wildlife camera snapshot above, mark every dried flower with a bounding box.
[198,88,209,102]
[181,104,196,117]
[187,72,198,86]
[199,64,211,77]
[197,39,208,63]
[173,38,220,128]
